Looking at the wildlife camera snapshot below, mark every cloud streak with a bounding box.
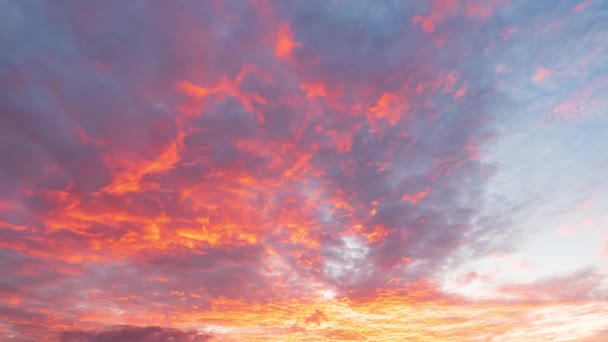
[60,326,212,342]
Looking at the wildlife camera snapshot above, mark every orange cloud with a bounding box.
[299,81,327,99]
[276,23,301,60]
[402,188,430,204]
[177,81,212,99]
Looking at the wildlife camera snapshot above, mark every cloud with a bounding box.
[573,0,592,13]
[60,326,212,342]
[497,268,608,303]
[532,67,554,82]
[0,0,606,341]
[304,309,328,326]
[579,329,608,341]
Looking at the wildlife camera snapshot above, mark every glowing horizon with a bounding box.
[1,1,607,341]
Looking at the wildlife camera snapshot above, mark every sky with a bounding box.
[1,0,607,341]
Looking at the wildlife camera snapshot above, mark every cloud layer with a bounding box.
[1,0,607,341]
[60,326,211,342]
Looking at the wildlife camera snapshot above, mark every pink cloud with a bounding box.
[466,0,506,20]
[454,85,467,99]
[557,224,575,237]
[573,0,592,12]
[546,77,608,123]
[413,0,506,33]
[495,64,508,73]
[532,67,554,82]
[412,0,457,33]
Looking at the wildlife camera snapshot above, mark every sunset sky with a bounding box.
[1,0,608,341]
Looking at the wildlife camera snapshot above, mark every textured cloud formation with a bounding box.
[1,0,607,341]
[60,326,211,342]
